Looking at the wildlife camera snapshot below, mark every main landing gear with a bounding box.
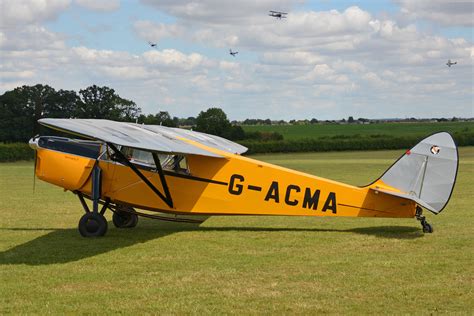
[112,206,138,228]
[416,206,433,234]
[77,165,109,237]
[76,164,139,237]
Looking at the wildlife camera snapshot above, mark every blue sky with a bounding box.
[1,0,473,120]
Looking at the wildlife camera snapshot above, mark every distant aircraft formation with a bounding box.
[145,10,288,59]
[145,11,457,68]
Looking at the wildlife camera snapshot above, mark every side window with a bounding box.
[126,148,155,167]
[162,155,189,174]
[163,155,189,173]
[107,145,189,174]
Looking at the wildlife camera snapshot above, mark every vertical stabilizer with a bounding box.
[374,132,458,214]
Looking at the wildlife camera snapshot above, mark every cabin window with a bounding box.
[115,146,189,174]
[38,136,101,159]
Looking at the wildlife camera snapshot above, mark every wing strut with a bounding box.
[108,143,174,208]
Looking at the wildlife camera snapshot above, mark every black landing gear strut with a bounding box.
[78,165,109,237]
[77,165,139,237]
[416,206,433,234]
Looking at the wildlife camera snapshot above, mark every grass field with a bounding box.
[243,121,474,140]
[1,148,473,314]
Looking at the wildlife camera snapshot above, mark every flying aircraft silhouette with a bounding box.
[446,59,457,67]
[269,10,287,19]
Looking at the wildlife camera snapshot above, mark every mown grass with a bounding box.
[243,121,474,140]
[1,148,473,314]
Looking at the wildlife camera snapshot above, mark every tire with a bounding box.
[128,213,138,228]
[78,212,108,237]
[423,223,433,233]
[112,211,138,228]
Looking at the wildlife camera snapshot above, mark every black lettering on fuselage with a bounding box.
[322,192,337,214]
[228,175,337,214]
[285,185,300,206]
[264,181,280,203]
[229,174,244,195]
[302,188,320,210]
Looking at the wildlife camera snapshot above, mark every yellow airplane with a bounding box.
[30,119,458,237]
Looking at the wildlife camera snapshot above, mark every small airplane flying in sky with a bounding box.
[148,41,157,48]
[446,59,457,67]
[30,119,458,237]
[269,10,287,19]
[229,49,238,57]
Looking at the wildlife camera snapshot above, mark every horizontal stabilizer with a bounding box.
[370,188,435,212]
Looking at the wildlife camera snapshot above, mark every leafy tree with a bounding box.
[43,89,80,118]
[195,108,232,136]
[76,85,140,121]
[183,116,197,126]
[137,111,176,127]
[226,125,245,140]
[348,116,354,123]
[0,84,78,142]
[0,87,32,142]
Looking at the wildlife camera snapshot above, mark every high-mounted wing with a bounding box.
[38,118,247,157]
[139,124,247,155]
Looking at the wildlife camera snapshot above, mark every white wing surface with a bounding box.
[38,118,247,157]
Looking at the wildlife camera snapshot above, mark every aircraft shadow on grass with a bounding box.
[0,221,423,266]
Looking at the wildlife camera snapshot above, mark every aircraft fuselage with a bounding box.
[34,140,416,219]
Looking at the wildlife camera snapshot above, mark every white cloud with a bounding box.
[0,25,66,50]
[261,52,325,66]
[140,0,303,24]
[0,0,71,27]
[75,0,120,12]
[396,0,474,27]
[133,21,183,43]
[143,49,206,70]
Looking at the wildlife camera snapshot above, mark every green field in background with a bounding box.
[243,121,473,140]
[1,148,473,314]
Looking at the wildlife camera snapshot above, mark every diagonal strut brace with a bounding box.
[107,143,174,208]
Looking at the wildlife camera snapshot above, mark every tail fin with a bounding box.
[371,132,458,214]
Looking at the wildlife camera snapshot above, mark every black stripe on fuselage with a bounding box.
[338,203,393,214]
[163,170,228,186]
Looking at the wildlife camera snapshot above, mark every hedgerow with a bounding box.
[239,132,474,154]
[0,143,33,162]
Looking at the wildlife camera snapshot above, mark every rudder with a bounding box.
[372,132,458,214]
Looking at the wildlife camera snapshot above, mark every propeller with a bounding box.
[33,149,37,193]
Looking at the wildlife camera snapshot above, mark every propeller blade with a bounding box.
[33,150,37,193]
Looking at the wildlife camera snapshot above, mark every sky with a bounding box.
[0,0,473,120]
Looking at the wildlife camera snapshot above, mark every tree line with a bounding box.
[0,84,140,142]
[0,84,282,143]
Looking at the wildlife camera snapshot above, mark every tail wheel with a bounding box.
[422,222,433,233]
[112,209,138,228]
[78,212,108,237]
